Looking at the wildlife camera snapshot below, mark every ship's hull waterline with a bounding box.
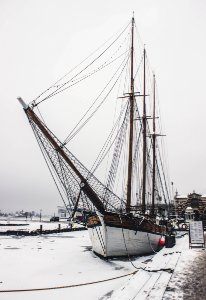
[87,213,166,257]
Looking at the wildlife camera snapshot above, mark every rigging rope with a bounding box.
[31,20,131,105]
[88,102,128,179]
[64,53,130,145]
[157,146,170,202]
[32,22,131,107]
[38,50,129,107]
[30,122,72,214]
[103,104,129,196]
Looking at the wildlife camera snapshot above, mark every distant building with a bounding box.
[57,206,70,218]
[57,205,87,222]
[175,191,206,218]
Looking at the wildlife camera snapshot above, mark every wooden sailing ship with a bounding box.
[18,16,170,257]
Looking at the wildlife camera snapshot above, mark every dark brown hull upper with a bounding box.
[87,212,166,235]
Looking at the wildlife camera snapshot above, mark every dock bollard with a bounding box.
[165,234,176,248]
[40,224,43,233]
[58,224,61,232]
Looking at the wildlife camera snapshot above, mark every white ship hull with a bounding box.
[87,213,164,257]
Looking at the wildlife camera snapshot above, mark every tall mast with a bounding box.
[126,16,135,213]
[142,48,146,214]
[151,74,156,216]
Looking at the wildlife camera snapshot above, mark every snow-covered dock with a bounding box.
[106,231,206,300]
[0,219,86,235]
[107,233,187,300]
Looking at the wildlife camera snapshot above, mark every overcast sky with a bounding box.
[1,0,206,214]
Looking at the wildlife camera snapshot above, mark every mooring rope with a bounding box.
[0,271,137,293]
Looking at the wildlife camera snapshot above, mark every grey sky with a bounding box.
[0,0,206,214]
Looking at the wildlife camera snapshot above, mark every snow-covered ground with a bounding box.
[0,227,204,300]
[0,229,154,300]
